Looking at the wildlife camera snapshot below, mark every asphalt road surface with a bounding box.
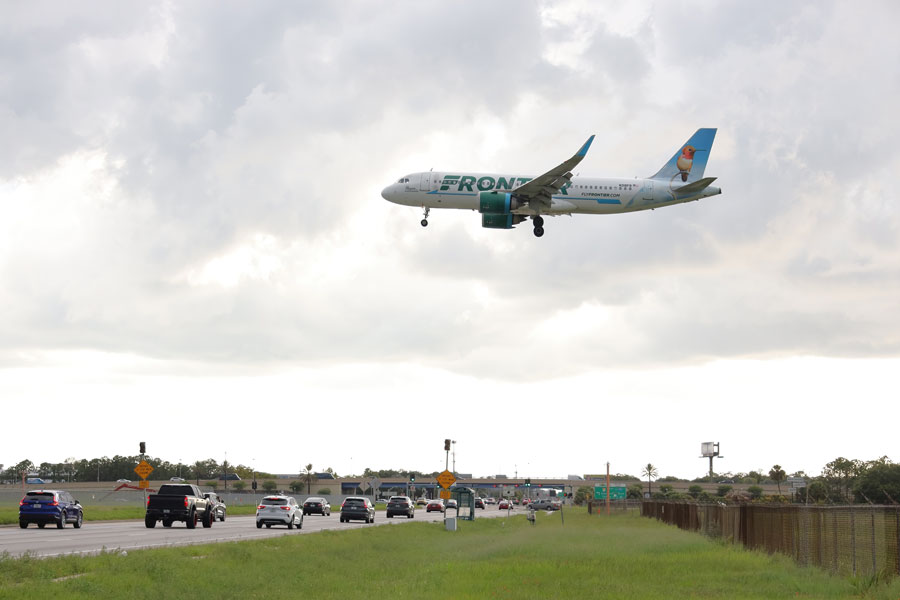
[0,505,529,558]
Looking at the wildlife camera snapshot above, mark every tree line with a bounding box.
[0,456,275,484]
[620,456,900,504]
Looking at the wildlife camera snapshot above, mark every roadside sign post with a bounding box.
[437,469,456,528]
[135,459,154,505]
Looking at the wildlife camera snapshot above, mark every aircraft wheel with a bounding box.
[533,216,544,227]
[533,226,544,238]
[421,219,428,227]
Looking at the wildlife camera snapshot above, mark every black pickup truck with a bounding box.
[145,484,213,529]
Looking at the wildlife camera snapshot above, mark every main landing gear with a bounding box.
[421,207,430,227]
[532,215,544,238]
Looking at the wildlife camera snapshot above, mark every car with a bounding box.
[529,498,554,510]
[116,478,131,483]
[386,495,415,519]
[303,497,331,516]
[498,499,513,510]
[375,498,388,505]
[340,496,375,523]
[204,492,227,521]
[416,497,427,506]
[25,478,45,485]
[19,490,83,529]
[474,497,485,509]
[256,495,303,529]
[170,477,185,482]
[425,499,445,513]
[445,499,458,510]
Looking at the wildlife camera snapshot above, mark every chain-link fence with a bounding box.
[642,500,900,577]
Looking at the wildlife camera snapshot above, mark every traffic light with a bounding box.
[410,474,415,483]
[444,439,451,451]
[139,441,146,454]
[525,478,531,487]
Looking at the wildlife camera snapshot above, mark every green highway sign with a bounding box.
[594,485,627,500]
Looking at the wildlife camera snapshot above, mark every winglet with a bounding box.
[577,135,595,157]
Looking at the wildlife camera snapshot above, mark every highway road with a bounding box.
[0,506,528,558]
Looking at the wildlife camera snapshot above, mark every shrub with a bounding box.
[627,484,644,499]
[233,481,246,492]
[289,481,303,493]
[716,485,733,497]
[688,485,703,499]
[317,488,332,495]
[262,480,277,492]
[748,485,763,499]
[205,481,218,490]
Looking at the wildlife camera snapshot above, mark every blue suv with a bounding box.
[19,490,84,529]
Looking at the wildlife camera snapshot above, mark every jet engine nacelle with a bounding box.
[479,191,520,215]
[482,214,527,229]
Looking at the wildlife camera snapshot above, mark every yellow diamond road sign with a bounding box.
[437,469,456,489]
[134,460,154,479]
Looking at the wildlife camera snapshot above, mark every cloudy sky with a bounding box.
[2,1,898,482]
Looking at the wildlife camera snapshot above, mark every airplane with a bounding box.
[381,128,722,237]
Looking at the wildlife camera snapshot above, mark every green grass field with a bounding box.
[2,510,898,599]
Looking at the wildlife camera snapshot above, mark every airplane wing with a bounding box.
[510,135,595,211]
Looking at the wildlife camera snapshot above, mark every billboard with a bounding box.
[701,442,718,457]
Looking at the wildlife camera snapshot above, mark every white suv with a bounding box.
[256,495,304,529]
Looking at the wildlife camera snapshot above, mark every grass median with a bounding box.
[2,509,897,599]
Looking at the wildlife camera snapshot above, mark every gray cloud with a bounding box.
[1,0,899,384]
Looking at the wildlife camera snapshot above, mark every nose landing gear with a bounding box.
[532,215,544,238]
[421,207,430,227]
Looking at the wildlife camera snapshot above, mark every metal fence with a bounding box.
[642,501,900,577]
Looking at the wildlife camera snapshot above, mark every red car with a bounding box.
[498,499,514,510]
[426,499,445,513]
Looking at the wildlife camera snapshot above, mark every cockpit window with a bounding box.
[397,177,410,183]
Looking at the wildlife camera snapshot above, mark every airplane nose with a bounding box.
[381,185,392,201]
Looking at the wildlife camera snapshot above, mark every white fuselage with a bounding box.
[381,171,722,216]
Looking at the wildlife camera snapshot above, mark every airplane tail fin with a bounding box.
[650,128,717,183]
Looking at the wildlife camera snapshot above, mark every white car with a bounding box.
[256,495,304,530]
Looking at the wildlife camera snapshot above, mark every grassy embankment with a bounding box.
[3,509,898,599]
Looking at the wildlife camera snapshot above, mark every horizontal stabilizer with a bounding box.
[673,177,717,196]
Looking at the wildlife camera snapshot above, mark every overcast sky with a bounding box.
[2,1,898,482]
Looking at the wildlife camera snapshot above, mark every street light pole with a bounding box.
[451,440,457,475]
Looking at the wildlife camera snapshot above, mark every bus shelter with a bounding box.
[452,487,476,521]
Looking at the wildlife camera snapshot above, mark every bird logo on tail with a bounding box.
[676,145,696,182]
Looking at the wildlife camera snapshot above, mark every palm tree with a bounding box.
[642,463,658,497]
[302,464,315,494]
[769,465,787,495]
